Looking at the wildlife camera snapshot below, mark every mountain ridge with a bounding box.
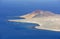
[20,10,55,19]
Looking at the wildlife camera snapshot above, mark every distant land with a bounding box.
[8,10,60,32]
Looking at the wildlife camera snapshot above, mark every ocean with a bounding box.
[0,0,60,39]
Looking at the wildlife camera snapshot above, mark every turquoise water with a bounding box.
[0,0,60,39]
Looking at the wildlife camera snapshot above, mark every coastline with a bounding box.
[35,26,60,32]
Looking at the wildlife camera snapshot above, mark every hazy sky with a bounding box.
[2,0,60,2]
[1,0,60,4]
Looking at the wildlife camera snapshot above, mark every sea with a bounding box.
[0,0,60,39]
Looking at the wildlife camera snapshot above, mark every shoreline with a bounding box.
[35,26,60,32]
[8,19,60,32]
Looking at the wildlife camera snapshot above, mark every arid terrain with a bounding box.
[8,10,60,31]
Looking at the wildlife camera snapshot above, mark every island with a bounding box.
[8,10,60,32]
